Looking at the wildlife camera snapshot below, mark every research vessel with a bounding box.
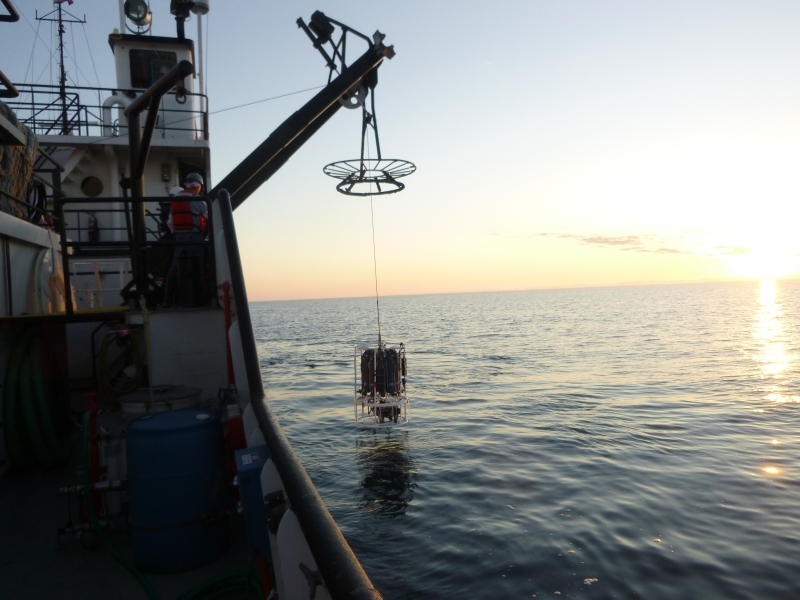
[0,1,398,598]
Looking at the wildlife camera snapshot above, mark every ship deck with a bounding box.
[0,394,255,600]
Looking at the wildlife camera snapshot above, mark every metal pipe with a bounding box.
[0,70,19,98]
[101,94,130,136]
[216,189,383,600]
[0,0,20,23]
[124,60,195,118]
[125,63,195,305]
[197,13,204,107]
[36,146,65,171]
[136,97,160,179]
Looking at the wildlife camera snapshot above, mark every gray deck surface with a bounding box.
[0,419,255,600]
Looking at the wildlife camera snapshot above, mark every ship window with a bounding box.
[81,176,104,197]
[129,50,178,89]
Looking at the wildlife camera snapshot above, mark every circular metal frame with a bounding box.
[324,158,416,196]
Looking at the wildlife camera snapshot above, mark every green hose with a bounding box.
[3,328,68,470]
[29,337,68,463]
[3,329,35,470]
[20,355,53,467]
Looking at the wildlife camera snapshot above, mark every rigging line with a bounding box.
[82,85,328,146]
[49,21,53,86]
[70,19,79,87]
[18,8,60,67]
[64,45,92,88]
[21,20,40,89]
[370,193,382,347]
[366,124,381,345]
[80,22,101,89]
[210,85,326,116]
[19,20,42,105]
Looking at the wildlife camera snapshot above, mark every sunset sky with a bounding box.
[5,0,800,300]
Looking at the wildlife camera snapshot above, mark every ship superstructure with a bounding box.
[0,2,397,598]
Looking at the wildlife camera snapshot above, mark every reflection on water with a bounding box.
[257,284,800,599]
[754,279,798,403]
[356,431,416,518]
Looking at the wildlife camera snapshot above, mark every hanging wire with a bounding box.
[370,193,382,347]
[70,21,79,87]
[49,21,54,86]
[20,20,40,95]
[80,22,101,88]
[82,85,326,147]
[210,85,324,116]
[366,115,382,346]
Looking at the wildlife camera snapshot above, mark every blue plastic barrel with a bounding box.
[126,409,229,573]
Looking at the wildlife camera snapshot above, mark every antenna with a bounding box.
[36,1,86,134]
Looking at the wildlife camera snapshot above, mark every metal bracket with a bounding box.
[299,563,325,600]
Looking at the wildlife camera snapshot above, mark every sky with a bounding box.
[4,0,800,300]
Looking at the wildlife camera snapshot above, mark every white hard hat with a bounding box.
[169,186,184,196]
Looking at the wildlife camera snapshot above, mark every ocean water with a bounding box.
[250,280,800,600]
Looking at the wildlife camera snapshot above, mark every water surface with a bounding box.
[251,280,800,599]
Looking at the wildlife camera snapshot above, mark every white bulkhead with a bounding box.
[108,34,198,140]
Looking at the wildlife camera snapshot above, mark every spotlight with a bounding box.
[124,0,152,27]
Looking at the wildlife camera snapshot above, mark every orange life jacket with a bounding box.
[172,200,196,231]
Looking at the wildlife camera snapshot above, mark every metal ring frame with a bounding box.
[324,158,416,196]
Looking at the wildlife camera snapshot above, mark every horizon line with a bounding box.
[250,274,800,303]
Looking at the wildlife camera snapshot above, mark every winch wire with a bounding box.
[366,127,382,346]
[370,193,382,346]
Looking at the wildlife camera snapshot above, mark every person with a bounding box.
[162,173,208,307]
[159,185,185,237]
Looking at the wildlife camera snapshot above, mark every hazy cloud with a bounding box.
[533,232,751,258]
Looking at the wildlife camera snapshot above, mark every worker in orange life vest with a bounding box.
[162,173,208,307]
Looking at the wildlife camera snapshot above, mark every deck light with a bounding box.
[124,0,151,27]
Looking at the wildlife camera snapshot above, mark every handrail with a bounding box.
[216,189,383,600]
[7,83,209,139]
[0,189,59,224]
[55,195,217,315]
[12,82,208,101]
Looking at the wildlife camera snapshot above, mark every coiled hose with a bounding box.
[81,412,264,600]
[3,328,70,470]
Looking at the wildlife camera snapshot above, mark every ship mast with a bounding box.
[36,0,85,134]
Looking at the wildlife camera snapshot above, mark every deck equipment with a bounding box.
[354,343,409,427]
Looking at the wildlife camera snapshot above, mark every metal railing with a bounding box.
[55,195,216,315]
[216,189,383,600]
[6,83,208,140]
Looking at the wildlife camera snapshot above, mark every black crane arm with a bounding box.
[211,38,394,209]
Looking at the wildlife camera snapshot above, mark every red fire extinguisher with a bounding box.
[87,212,99,242]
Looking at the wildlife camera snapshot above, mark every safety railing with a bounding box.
[216,189,383,600]
[0,188,59,227]
[6,84,208,140]
[54,195,216,315]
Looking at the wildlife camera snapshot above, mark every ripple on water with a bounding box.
[254,281,800,599]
